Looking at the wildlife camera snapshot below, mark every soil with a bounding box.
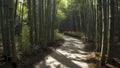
[0,35,100,68]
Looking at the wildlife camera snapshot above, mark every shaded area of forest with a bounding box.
[0,0,120,68]
[59,0,120,67]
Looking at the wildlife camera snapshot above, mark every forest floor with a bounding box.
[32,35,99,68]
[0,35,100,68]
[0,35,120,68]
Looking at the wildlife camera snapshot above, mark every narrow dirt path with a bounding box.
[34,35,98,68]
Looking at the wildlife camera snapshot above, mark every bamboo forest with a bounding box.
[0,0,120,68]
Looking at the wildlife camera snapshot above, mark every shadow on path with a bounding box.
[38,60,51,68]
[34,35,97,68]
[50,51,82,68]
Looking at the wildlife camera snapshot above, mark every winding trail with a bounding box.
[34,35,97,68]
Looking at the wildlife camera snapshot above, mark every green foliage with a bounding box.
[20,24,34,55]
[22,24,29,42]
[57,9,66,22]
[57,0,68,9]
[56,0,69,28]
[55,29,63,40]
[21,40,32,55]
[17,2,28,20]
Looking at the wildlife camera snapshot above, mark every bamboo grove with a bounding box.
[0,0,57,64]
[0,0,120,67]
[27,0,57,48]
[0,0,17,63]
[59,0,120,66]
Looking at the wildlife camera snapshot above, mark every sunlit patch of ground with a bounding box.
[34,35,98,68]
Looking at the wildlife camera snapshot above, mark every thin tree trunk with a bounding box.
[27,0,34,45]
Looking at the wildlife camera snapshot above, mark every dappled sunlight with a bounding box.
[34,56,68,68]
[72,60,88,68]
[34,35,96,68]
[74,43,85,49]
[0,0,119,67]
[56,48,87,60]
